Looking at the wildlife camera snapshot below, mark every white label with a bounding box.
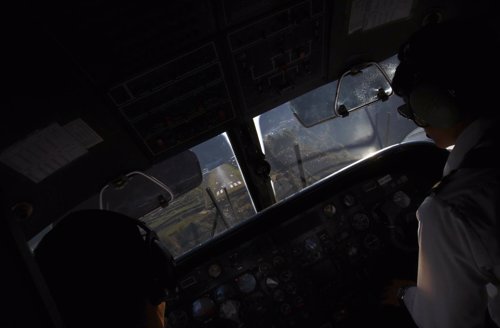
[0,123,88,183]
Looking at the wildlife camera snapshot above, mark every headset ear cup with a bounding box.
[409,84,461,128]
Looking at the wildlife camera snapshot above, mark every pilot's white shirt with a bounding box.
[404,117,500,328]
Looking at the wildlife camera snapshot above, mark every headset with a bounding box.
[392,21,473,129]
[397,82,462,129]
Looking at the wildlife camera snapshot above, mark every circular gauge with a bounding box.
[219,299,240,322]
[208,263,222,278]
[304,237,319,251]
[342,193,356,207]
[323,203,337,217]
[236,272,257,294]
[351,213,370,230]
[214,284,237,303]
[192,297,216,321]
[392,190,411,208]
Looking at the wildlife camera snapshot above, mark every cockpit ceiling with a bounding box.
[12,0,473,158]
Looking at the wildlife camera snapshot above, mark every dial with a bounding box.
[342,193,356,207]
[304,237,319,251]
[351,212,370,230]
[192,297,216,321]
[208,263,222,278]
[214,284,237,303]
[323,203,337,217]
[236,272,257,294]
[392,190,411,208]
[219,300,241,322]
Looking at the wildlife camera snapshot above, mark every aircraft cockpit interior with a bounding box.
[2,0,498,327]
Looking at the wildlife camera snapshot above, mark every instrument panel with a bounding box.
[166,143,447,328]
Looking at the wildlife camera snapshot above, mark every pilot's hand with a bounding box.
[145,300,167,328]
[382,279,415,307]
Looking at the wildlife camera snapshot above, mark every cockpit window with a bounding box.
[254,55,423,201]
[142,133,256,257]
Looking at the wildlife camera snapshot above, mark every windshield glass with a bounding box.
[254,55,425,201]
[142,133,257,257]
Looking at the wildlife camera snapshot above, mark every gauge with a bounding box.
[351,212,370,230]
[304,237,319,251]
[342,193,356,207]
[208,263,222,278]
[323,203,337,217]
[214,284,237,303]
[192,297,216,321]
[392,190,411,208]
[219,300,240,322]
[236,272,257,294]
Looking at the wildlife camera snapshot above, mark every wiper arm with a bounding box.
[294,144,307,188]
[206,187,229,237]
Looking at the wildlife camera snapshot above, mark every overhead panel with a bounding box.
[40,1,330,159]
[228,0,327,114]
[109,44,235,157]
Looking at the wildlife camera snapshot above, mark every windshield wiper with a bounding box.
[206,187,229,237]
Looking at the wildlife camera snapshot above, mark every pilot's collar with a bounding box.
[443,117,496,177]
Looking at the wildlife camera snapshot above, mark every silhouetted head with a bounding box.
[392,18,500,147]
[34,209,167,328]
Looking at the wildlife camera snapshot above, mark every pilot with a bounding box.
[390,18,500,327]
[34,209,172,328]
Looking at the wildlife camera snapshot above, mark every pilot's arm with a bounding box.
[403,196,490,328]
